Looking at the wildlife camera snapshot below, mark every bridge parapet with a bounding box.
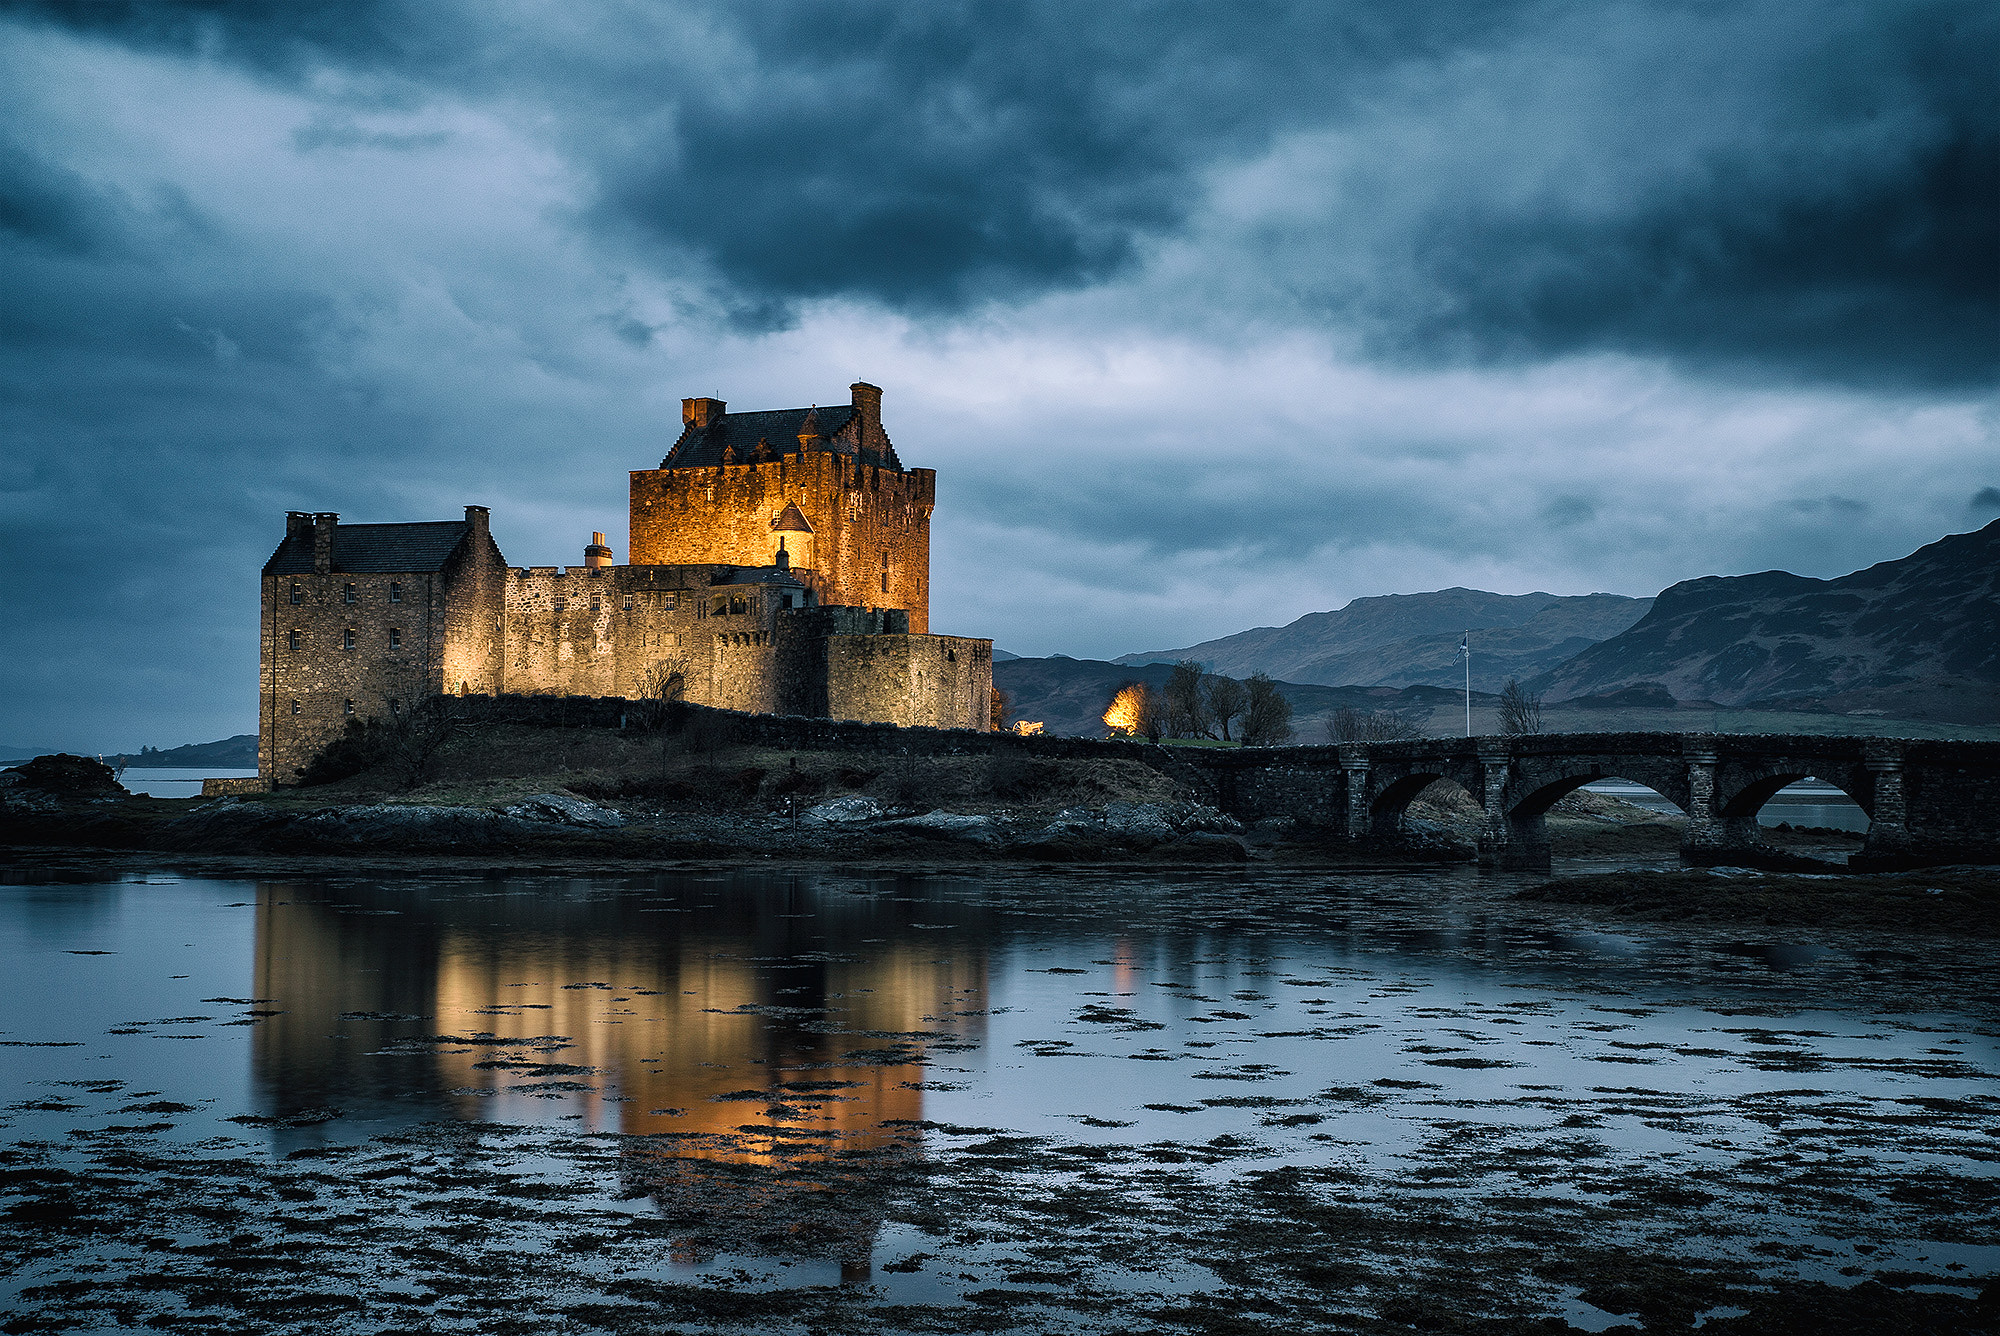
[1171,731,2000,872]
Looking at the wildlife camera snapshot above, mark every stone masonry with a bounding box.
[258,384,989,783]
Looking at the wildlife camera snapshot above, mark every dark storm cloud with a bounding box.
[11,0,1987,386]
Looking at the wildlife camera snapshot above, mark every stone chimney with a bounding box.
[464,505,490,541]
[584,532,613,567]
[682,397,726,428]
[286,511,312,542]
[850,381,882,433]
[311,513,338,575]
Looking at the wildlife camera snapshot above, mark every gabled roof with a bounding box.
[660,404,902,471]
[263,521,471,576]
[771,502,814,532]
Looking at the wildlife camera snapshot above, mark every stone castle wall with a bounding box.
[628,453,934,632]
[260,567,448,781]
[826,634,992,731]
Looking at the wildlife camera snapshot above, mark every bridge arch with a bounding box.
[1720,770,1872,824]
[1369,772,1461,830]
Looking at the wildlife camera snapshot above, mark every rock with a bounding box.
[503,792,625,828]
[875,811,1003,844]
[3,754,127,798]
[800,796,884,826]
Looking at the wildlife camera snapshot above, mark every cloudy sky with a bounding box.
[2,0,1994,751]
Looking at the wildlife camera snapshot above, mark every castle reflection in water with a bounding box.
[245,875,991,1271]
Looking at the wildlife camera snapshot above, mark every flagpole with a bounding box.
[1463,630,1471,737]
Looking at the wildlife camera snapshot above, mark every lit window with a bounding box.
[880,551,890,592]
[343,629,355,650]
[288,629,301,651]
[289,582,301,605]
[553,598,566,612]
[591,598,601,612]
[389,628,401,650]
[343,583,356,605]
[389,581,403,603]
[623,595,634,611]
[343,698,355,715]
[290,700,301,716]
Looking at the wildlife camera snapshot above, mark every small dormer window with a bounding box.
[389,581,403,603]
[343,583,356,605]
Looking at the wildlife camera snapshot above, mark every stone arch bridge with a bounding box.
[1178,732,2000,871]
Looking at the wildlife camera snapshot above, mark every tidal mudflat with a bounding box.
[3,865,1996,1334]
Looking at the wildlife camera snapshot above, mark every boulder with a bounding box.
[503,792,625,828]
[875,811,1003,845]
[800,796,884,826]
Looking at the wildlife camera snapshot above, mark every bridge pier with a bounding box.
[1474,742,1552,872]
[1338,749,1372,840]
[1678,738,1769,867]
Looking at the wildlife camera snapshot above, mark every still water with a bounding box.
[1583,778,1871,832]
[3,867,1994,1332]
[118,767,259,798]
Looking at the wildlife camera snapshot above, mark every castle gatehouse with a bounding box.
[256,383,992,782]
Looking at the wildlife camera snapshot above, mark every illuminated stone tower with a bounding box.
[626,382,934,632]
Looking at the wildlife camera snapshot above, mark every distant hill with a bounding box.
[993,656,1489,739]
[1532,520,2000,713]
[109,735,259,769]
[1118,589,1650,692]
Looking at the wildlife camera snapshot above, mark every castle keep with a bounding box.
[258,383,992,782]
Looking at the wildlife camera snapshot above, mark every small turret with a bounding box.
[796,406,824,450]
[584,532,612,567]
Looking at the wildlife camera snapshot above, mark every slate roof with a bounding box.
[263,521,471,576]
[772,502,814,532]
[660,404,902,470]
[717,565,808,589]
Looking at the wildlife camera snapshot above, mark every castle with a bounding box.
[257,383,993,782]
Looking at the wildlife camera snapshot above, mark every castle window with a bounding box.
[342,629,356,650]
[623,596,634,611]
[343,583,356,605]
[389,628,401,650]
[343,698,355,715]
[591,599,600,612]
[553,597,566,612]
[288,629,301,651]
[290,700,301,716]
[389,581,403,603]
[289,582,301,605]
[663,593,678,610]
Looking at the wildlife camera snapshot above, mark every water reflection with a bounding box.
[248,875,989,1272]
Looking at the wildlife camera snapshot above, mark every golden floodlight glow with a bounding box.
[1011,720,1045,736]
[1102,685,1145,735]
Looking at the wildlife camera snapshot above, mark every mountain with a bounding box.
[1118,589,1650,692]
[1532,520,2000,711]
[993,656,1488,739]
[108,735,259,769]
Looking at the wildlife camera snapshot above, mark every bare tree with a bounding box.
[386,696,468,790]
[631,656,689,729]
[1204,674,1248,742]
[1324,704,1429,743]
[1163,660,1215,738]
[1498,678,1545,735]
[1239,673,1294,746]
[990,686,1013,732]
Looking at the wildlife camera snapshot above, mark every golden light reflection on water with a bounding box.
[250,880,988,1166]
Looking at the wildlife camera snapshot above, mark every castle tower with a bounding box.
[627,382,934,632]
